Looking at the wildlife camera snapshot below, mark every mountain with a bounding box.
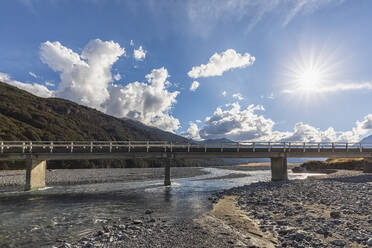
[0,81,188,142]
[195,138,236,144]
[360,135,372,143]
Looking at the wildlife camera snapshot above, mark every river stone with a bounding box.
[367,238,372,246]
[133,219,143,225]
[145,209,153,214]
[294,232,305,241]
[330,211,341,218]
[62,243,72,248]
[331,239,346,246]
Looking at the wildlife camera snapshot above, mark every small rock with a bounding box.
[145,209,153,214]
[330,211,341,219]
[331,239,346,247]
[133,219,143,225]
[62,243,72,248]
[367,238,372,246]
[294,232,305,241]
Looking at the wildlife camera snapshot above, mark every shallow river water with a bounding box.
[0,167,321,248]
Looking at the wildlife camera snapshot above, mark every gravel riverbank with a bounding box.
[60,170,372,248]
[214,170,372,247]
[0,167,209,188]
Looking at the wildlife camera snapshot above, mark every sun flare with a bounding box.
[283,50,337,95]
[296,66,323,90]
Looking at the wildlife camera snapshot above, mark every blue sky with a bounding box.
[1,0,372,142]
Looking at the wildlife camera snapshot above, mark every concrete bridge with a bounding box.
[1,141,372,190]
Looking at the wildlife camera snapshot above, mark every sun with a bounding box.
[283,53,335,95]
[295,66,323,90]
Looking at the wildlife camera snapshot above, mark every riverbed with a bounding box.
[0,166,322,248]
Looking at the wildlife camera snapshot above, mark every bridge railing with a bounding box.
[1,141,372,154]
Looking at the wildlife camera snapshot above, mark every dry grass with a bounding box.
[325,158,364,163]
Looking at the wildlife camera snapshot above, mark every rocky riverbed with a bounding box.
[58,170,372,248]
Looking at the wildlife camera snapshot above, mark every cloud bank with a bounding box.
[186,102,371,143]
[3,39,179,132]
[188,49,255,78]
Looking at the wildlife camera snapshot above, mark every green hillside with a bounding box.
[0,81,187,142]
[0,81,194,169]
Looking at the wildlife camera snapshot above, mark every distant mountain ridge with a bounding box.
[0,81,188,142]
[360,135,372,143]
[195,138,236,144]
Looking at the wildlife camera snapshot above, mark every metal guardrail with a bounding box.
[0,141,371,154]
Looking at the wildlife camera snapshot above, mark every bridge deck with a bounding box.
[1,141,372,160]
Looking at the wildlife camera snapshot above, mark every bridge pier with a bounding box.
[164,163,171,186]
[363,158,372,173]
[270,157,288,181]
[25,158,46,191]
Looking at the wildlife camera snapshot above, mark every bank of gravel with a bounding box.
[213,170,372,247]
[0,167,209,188]
[216,163,299,172]
[60,170,372,248]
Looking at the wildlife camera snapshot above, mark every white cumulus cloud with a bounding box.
[113,73,121,81]
[105,67,180,132]
[189,81,200,91]
[133,46,147,61]
[40,39,125,110]
[192,102,372,143]
[199,102,273,141]
[40,39,180,132]
[222,90,227,97]
[232,93,244,100]
[188,49,255,79]
[184,122,202,141]
[0,72,54,98]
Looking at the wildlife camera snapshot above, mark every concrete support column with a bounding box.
[363,158,372,173]
[164,161,171,186]
[271,157,288,181]
[25,158,46,191]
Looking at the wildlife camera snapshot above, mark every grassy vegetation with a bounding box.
[0,81,191,169]
[0,81,187,142]
[300,158,365,171]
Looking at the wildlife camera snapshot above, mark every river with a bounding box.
[0,167,321,248]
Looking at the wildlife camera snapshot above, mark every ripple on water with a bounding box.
[0,167,324,248]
